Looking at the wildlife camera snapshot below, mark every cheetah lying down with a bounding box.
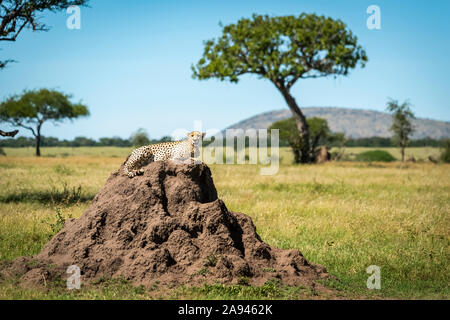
[123,131,205,178]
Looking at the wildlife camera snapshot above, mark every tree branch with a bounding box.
[300,74,328,79]
[2,119,36,136]
[0,129,18,137]
[0,20,28,41]
[286,76,298,90]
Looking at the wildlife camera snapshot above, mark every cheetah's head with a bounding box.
[187,131,206,145]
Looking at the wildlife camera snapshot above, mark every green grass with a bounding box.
[0,277,149,300]
[0,147,449,299]
[355,150,396,162]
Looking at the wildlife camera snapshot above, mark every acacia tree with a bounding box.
[192,14,367,163]
[0,89,89,156]
[386,99,415,162]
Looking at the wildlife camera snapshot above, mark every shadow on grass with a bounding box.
[0,184,94,205]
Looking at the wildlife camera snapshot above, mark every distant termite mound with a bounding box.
[1,161,329,289]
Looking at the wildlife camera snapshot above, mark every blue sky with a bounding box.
[1,0,449,140]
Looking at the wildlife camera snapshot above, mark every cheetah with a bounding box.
[123,131,205,178]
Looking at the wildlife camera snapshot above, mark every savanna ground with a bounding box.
[0,146,448,300]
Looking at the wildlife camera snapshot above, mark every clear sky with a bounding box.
[1,0,449,140]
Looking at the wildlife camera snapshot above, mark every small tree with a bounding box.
[269,117,303,163]
[269,117,343,163]
[193,13,367,163]
[0,89,89,156]
[131,128,150,147]
[386,99,415,162]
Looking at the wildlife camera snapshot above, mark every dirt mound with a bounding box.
[2,161,329,289]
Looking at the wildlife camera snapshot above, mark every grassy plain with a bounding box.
[0,147,448,299]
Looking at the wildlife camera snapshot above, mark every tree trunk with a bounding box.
[35,126,41,157]
[35,135,41,157]
[290,143,302,163]
[277,85,312,163]
[401,144,405,162]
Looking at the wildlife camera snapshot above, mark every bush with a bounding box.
[356,150,396,162]
[440,139,450,163]
[131,128,150,147]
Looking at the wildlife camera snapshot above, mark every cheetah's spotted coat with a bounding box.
[123,131,205,178]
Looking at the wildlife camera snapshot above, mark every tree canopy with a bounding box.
[0,88,89,156]
[193,14,367,86]
[192,13,367,163]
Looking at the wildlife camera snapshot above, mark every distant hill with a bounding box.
[224,107,450,139]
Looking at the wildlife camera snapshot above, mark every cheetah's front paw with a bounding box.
[128,169,144,178]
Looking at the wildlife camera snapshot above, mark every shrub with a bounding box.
[237,276,250,286]
[440,139,450,163]
[356,150,396,162]
[203,254,217,267]
[42,208,72,238]
[131,128,150,147]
